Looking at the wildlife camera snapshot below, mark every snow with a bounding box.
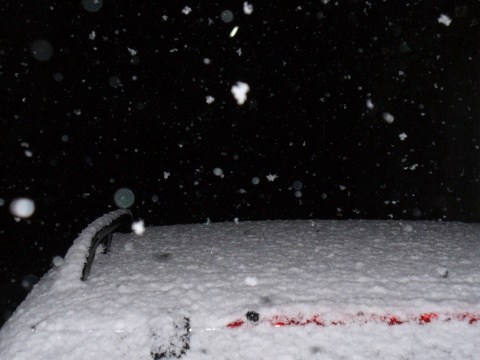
[205,95,215,104]
[243,2,253,15]
[127,47,137,56]
[51,209,131,291]
[382,112,395,124]
[131,220,145,235]
[181,6,192,15]
[231,81,250,105]
[229,25,239,38]
[366,98,374,110]
[9,198,35,218]
[266,173,278,182]
[398,132,408,141]
[1,218,479,359]
[438,14,452,27]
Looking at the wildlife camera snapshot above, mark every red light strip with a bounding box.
[226,312,480,329]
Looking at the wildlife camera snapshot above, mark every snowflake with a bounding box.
[266,174,278,182]
[438,14,452,26]
[131,220,145,235]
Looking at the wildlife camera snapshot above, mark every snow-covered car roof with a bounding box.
[1,210,479,359]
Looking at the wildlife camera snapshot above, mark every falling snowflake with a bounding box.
[205,95,215,104]
[230,26,239,37]
[231,81,250,105]
[243,2,253,15]
[438,14,452,26]
[127,47,137,56]
[382,112,395,124]
[398,132,408,141]
[181,6,192,15]
[132,220,145,235]
[266,174,278,182]
[366,98,374,110]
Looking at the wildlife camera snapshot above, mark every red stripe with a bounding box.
[226,312,480,328]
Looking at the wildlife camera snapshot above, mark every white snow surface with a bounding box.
[1,218,479,359]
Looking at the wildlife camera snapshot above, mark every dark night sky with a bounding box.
[1,0,480,326]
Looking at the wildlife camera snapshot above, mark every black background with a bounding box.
[1,0,479,327]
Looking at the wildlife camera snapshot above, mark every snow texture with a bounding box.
[1,219,479,359]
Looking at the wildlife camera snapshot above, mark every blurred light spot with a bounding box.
[293,181,303,191]
[245,276,258,286]
[221,9,234,23]
[0,198,5,206]
[53,72,64,82]
[114,188,135,208]
[81,0,103,12]
[243,2,253,15]
[251,177,260,185]
[382,112,395,124]
[30,40,53,61]
[412,208,422,218]
[10,198,35,218]
[213,167,224,177]
[52,256,64,267]
[108,75,122,88]
[21,274,39,291]
[366,98,374,110]
[229,26,239,37]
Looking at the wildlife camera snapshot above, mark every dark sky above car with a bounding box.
[1,0,479,327]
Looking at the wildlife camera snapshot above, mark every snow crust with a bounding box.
[1,219,479,359]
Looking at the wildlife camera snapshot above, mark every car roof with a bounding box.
[1,211,479,359]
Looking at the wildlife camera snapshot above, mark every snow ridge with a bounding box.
[53,209,131,291]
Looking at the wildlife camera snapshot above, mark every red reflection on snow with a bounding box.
[226,312,480,329]
[226,319,245,328]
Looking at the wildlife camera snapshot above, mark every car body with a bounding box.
[1,210,479,359]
